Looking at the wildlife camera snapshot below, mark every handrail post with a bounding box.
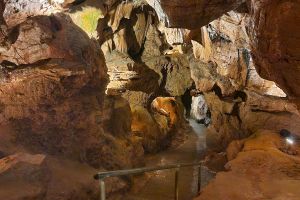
[174,166,180,200]
[99,179,106,200]
[94,162,203,200]
[197,165,201,194]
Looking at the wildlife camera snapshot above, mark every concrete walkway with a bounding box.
[124,119,207,200]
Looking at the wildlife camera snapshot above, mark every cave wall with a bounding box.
[189,10,300,151]
[97,0,300,152]
[1,0,300,199]
[249,0,300,98]
[96,1,193,153]
[0,1,197,198]
[0,1,145,199]
[144,0,300,98]
[142,1,300,199]
[146,0,246,29]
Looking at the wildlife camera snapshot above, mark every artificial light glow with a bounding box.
[286,137,294,145]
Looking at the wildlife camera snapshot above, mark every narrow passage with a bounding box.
[125,119,208,200]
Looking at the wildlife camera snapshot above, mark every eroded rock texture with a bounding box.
[0,1,144,199]
[1,0,300,199]
[190,95,210,125]
[94,1,192,153]
[187,10,300,152]
[186,3,300,200]
[196,130,300,200]
[249,0,300,98]
[146,0,246,28]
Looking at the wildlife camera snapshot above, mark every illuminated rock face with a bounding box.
[249,0,300,98]
[143,0,300,97]
[97,1,193,154]
[196,130,300,200]
[146,0,246,28]
[187,11,300,151]
[155,1,300,198]
[132,97,184,153]
[190,95,210,125]
[0,1,144,199]
[97,0,300,153]
[0,1,192,198]
[1,0,300,199]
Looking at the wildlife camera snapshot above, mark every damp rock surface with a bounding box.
[1,0,300,200]
[195,130,300,200]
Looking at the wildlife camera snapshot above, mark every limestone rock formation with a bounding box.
[190,95,210,125]
[2,0,300,199]
[0,1,145,199]
[141,1,300,199]
[248,0,300,98]
[3,0,63,28]
[146,0,246,28]
[187,10,300,151]
[0,152,129,200]
[196,130,300,200]
[96,1,193,154]
[130,96,186,153]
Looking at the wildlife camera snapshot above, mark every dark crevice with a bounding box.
[181,84,196,117]
[281,75,295,97]
[207,24,231,43]
[146,63,171,109]
[0,60,18,70]
[0,151,5,159]
[71,0,87,6]
[7,25,20,44]
[232,103,242,124]
[250,109,291,115]
[233,90,247,102]
[1,58,51,73]
[211,84,223,98]
[49,15,62,32]
[235,2,250,13]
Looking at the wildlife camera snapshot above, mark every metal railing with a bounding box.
[94,162,202,200]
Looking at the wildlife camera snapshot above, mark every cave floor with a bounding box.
[124,119,212,200]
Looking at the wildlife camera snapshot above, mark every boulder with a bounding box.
[196,130,300,200]
[0,152,128,200]
[248,0,300,97]
[146,0,246,28]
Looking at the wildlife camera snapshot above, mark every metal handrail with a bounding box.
[94,162,202,200]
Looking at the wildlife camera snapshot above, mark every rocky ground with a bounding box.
[0,1,192,199]
[0,0,300,200]
[196,130,300,200]
[140,1,300,199]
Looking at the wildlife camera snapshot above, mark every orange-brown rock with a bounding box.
[2,0,62,28]
[0,152,129,200]
[0,13,106,71]
[0,1,146,199]
[249,0,300,97]
[239,91,300,137]
[0,60,145,168]
[189,11,296,152]
[226,139,245,161]
[131,106,166,153]
[146,0,246,29]
[131,96,185,153]
[151,97,181,127]
[195,130,300,200]
[98,2,193,156]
